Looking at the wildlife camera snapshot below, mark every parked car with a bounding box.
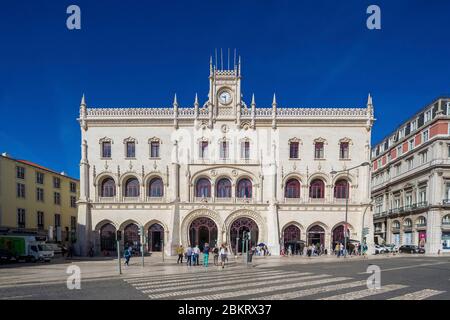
[399,245,425,254]
[383,244,399,253]
[374,244,388,254]
[0,249,14,262]
[45,243,67,257]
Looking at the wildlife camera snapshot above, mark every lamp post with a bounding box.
[331,162,370,258]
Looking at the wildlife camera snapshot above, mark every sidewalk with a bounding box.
[0,253,446,288]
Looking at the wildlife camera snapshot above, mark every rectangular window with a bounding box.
[419,151,428,164]
[150,142,160,158]
[419,188,427,203]
[445,182,450,202]
[16,166,25,179]
[53,177,60,189]
[395,163,401,175]
[424,109,432,123]
[36,172,44,184]
[407,158,414,170]
[102,141,112,158]
[220,141,229,159]
[314,142,324,159]
[397,145,402,157]
[409,139,414,150]
[126,141,135,158]
[36,188,44,202]
[241,141,250,159]
[17,183,25,198]
[37,211,44,230]
[340,142,349,159]
[394,198,400,209]
[54,214,61,227]
[289,142,299,159]
[70,196,77,208]
[405,193,413,207]
[17,208,26,229]
[71,216,77,230]
[411,120,417,131]
[199,141,208,159]
[422,130,429,143]
[70,182,77,193]
[54,192,61,205]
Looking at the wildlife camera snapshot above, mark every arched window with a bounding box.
[124,178,140,197]
[148,178,163,197]
[196,178,211,197]
[334,179,349,199]
[285,179,300,198]
[403,219,412,228]
[237,178,252,198]
[392,220,400,229]
[443,215,450,225]
[216,178,232,198]
[101,178,116,197]
[309,179,325,199]
[416,216,427,227]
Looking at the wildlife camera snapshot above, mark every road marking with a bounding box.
[0,295,34,300]
[252,280,367,300]
[135,270,297,290]
[358,262,448,274]
[124,268,247,283]
[129,269,289,285]
[141,272,310,293]
[182,276,352,300]
[389,289,445,300]
[148,274,328,299]
[320,284,407,300]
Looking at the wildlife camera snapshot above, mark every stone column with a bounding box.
[168,141,180,255]
[77,139,91,256]
[426,209,442,254]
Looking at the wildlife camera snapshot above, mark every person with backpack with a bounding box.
[124,246,132,266]
[203,243,210,267]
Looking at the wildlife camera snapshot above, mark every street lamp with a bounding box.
[330,162,370,257]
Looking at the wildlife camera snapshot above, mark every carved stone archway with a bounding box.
[181,209,223,248]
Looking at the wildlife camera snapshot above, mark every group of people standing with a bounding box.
[176,243,229,268]
[334,242,368,257]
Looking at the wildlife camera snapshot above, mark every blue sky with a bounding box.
[0,0,449,178]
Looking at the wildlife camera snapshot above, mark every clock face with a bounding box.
[219,91,232,105]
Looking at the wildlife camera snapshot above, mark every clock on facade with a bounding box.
[219,91,232,105]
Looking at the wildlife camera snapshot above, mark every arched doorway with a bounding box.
[189,217,218,251]
[124,223,140,252]
[148,223,164,252]
[100,223,116,252]
[332,225,345,248]
[230,217,259,254]
[307,225,325,246]
[283,224,303,255]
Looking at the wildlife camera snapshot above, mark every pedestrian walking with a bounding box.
[193,245,200,266]
[213,246,219,266]
[124,246,132,266]
[220,244,228,269]
[203,243,210,267]
[186,245,193,266]
[287,245,292,256]
[176,244,184,264]
[339,243,344,257]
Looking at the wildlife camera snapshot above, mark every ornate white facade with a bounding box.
[76,57,374,256]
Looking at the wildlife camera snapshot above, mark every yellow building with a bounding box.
[0,153,79,244]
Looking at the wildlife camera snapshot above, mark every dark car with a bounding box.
[0,249,14,262]
[399,245,425,254]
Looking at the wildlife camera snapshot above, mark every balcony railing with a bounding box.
[386,202,429,216]
[145,196,164,203]
[443,199,450,205]
[416,223,427,228]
